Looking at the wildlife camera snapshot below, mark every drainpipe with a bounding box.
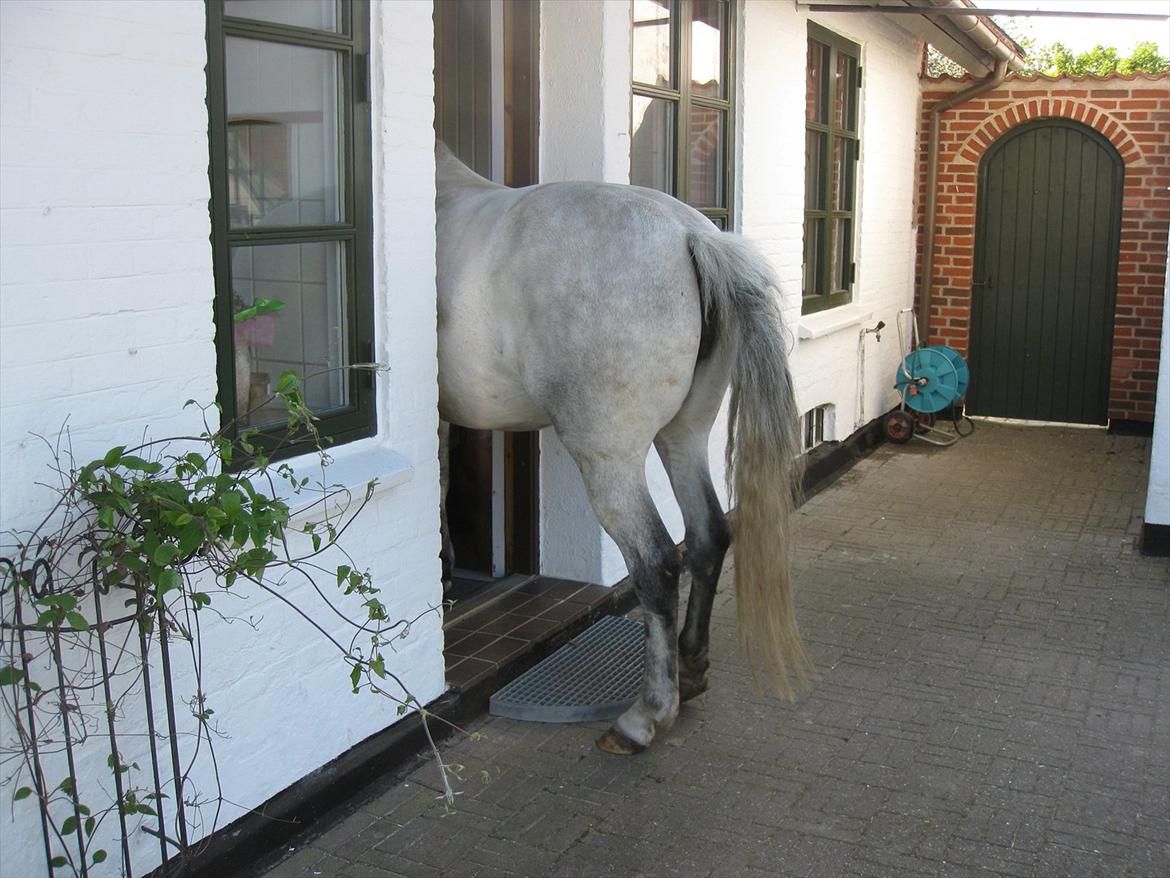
[919,56,1009,344]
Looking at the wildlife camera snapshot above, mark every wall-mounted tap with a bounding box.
[863,320,885,343]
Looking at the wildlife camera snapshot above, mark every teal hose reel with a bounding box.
[894,345,969,414]
[885,309,974,446]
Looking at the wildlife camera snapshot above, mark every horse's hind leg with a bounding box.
[567,452,682,754]
[655,427,730,702]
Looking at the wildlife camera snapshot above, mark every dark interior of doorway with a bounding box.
[435,0,540,611]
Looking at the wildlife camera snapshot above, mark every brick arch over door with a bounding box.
[919,76,1169,422]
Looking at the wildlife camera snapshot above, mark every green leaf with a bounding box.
[234,297,286,322]
[50,856,67,869]
[65,612,89,631]
[336,565,352,587]
[221,491,242,516]
[190,592,211,610]
[153,543,179,566]
[103,446,126,467]
[0,666,23,685]
[156,569,182,594]
[178,521,204,555]
[121,553,146,573]
[13,786,32,801]
[98,506,115,529]
[349,663,361,692]
[276,371,299,395]
[61,816,77,836]
[311,533,322,552]
[92,850,107,864]
[120,455,162,474]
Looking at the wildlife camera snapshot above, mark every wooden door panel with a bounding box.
[969,120,1123,425]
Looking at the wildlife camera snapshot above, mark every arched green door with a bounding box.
[969,119,1123,424]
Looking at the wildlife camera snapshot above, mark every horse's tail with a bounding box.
[687,230,813,698]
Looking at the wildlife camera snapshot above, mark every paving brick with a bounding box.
[261,424,1169,878]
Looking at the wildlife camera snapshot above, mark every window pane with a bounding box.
[223,0,340,32]
[687,106,724,208]
[805,130,827,210]
[691,0,727,99]
[832,136,854,210]
[631,95,675,193]
[806,39,829,124]
[633,0,674,88]
[803,218,825,298]
[831,218,852,291]
[226,37,343,227]
[834,52,858,131]
[231,241,349,425]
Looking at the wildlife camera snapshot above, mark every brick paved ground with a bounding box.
[260,423,1169,878]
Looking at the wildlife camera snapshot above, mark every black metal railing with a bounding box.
[1,556,195,877]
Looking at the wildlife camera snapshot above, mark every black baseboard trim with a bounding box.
[1109,419,1154,437]
[1141,522,1170,557]
[800,412,888,504]
[152,412,890,878]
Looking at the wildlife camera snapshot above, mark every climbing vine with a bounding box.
[0,371,451,876]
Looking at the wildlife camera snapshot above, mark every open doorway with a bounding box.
[434,0,540,613]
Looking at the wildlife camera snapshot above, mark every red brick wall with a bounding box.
[916,73,1169,422]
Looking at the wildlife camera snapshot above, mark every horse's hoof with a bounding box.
[679,673,709,702]
[596,728,648,756]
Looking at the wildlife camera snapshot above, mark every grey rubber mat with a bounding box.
[489,615,645,723]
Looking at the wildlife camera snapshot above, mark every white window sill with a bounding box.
[247,441,415,518]
[798,305,873,340]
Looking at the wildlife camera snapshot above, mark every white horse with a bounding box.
[435,143,809,754]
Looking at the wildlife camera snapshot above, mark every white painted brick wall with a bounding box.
[1145,244,1170,527]
[742,1,922,436]
[0,2,443,875]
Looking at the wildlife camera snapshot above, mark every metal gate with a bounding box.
[968,119,1124,424]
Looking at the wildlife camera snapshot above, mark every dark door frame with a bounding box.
[969,117,1124,425]
[435,0,540,578]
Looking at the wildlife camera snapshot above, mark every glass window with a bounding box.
[631,95,676,192]
[630,0,734,227]
[690,0,726,99]
[208,0,375,460]
[687,106,724,208]
[223,0,341,33]
[633,0,674,88]
[224,38,344,227]
[803,23,860,314]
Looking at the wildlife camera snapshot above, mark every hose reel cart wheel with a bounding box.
[883,410,915,444]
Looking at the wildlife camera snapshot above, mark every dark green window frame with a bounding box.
[206,0,375,463]
[803,22,860,314]
[630,0,736,229]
